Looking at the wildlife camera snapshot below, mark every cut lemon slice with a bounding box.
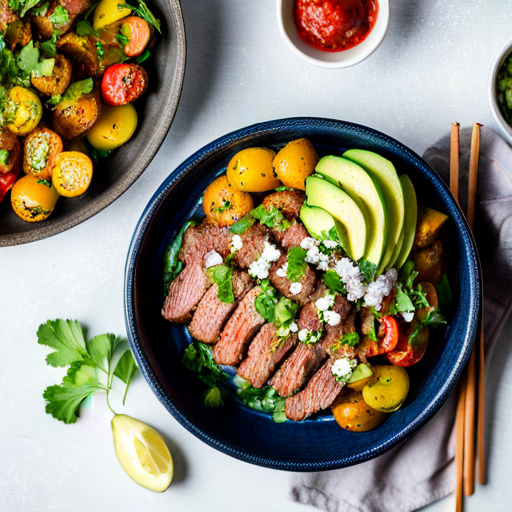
[111,414,173,492]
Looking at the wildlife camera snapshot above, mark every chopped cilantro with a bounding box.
[49,5,69,25]
[409,311,447,344]
[274,186,294,191]
[229,215,255,234]
[358,258,377,283]
[0,149,9,165]
[287,247,307,282]
[17,40,54,78]
[254,280,278,322]
[324,270,346,294]
[274,297,299,328]
[48,78,94,108]
[211,199,232,213]
[40,31,58,58]
[135,49,151,64]
[340,331,360,347]
[76,20,99,37]
[208,264,234,304]
[250,204,290,231]
[8,0,43,17]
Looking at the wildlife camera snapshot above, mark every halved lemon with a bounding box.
[111,414,173,492]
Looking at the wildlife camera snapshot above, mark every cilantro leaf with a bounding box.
[113,349,138,405]
[340,331,360,347]
[324,270,346,294]
[204,386,225,407]
[208,264,234,304]
[399,260,418,290]
[250,204,290,231]
[409,311,447,344]
[358,258,377,283]
[287,247,307,282]
[118,0,161,33]
[0,149,9,165]
[17,41,54,78]
[229,215,254,234]
[9,0,43,17]
[37,319,90,367]
[49,5,69,25]
[76,20,99,37]
[254,280,278,322]
[390,283,415,314]
[87,333,121,371]
[274,297,299,328]
[40,31,58,58]
[31,1,48,16]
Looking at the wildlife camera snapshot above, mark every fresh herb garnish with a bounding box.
[135,49,151,64]
[38,319,138,423]
[340,331,360,347]
[274,186,294,191]
[15,40,54,79]
[250,204,290,231]
[324,270,346,294]
[76,20,99,37]
[254,280,278,322]
[49,5,69,25]
[0,149,9,165]
[47,78,94,108]
[40,31,58,58]
[118,0,161,33]
[208,264,234,304]
[436,273,453,313]
[388,260,429,315]
[8,0,43,17]
[358,258,377,283]
[229,215,255,234]
[286,247,307,282]
[211,199,232,213]
[409,311,447,344]
[274,297,299,337]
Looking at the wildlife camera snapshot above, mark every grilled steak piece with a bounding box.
[269,342,327,397]
[272,221,309,249]
[179,219,232,267]
[269,254,316,304]
[327,309,358,359]
[162,261,209,323]
[360,307,376,335]
[262,190,305,219]
[213,286,265,365]
[234,223,267,268]
[320,295,352,351]
[297,283,326,331]
[188,271,253,344]
[237,324,298,388]
[285,359,344,421]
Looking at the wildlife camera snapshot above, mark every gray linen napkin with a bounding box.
[289,126,512,512]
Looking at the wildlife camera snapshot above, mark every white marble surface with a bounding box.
[2,1,512,511]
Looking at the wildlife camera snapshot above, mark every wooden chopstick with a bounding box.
[477,323,486,485]
[450,123,460,205]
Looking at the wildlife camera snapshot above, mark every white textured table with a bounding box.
[2,1,512,511]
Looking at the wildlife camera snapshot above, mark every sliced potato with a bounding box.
[57,32,99,78]
[32,54,72,96]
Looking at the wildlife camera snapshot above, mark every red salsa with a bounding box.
[294,0,379,52]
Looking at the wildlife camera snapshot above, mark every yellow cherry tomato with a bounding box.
[332,390,387,432]
[273,138,319,190]
[7,87,43,136]
[52,151,93,197]
[86,104,138,151]
[93,0,132,30]
[203,175,254,226]
[226,147,280,192]
[362,365,410,413]
[11,175,59,222]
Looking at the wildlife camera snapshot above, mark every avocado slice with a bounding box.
[300,203,344,241]
[305,175,366,261]
[315,155,386,267]
[343,149,404,272]
[394,174,417,269]
[388,225,405,269]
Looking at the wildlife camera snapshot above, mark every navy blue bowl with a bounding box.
[124,117,480,471]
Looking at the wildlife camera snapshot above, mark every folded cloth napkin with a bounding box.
[288,126,512,512]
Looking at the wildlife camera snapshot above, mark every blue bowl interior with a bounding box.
[125,118,479,471]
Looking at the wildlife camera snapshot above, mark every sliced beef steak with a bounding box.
[234,223,267,268]
[162,261,209,323]
[269,254,316,304]
[269,342,327,397]
[326,309,358,359]
[179,219,232,266]
[188,271,253,344]
[297,301,323,332]
[285,359,344,421]
[320,295,352,351]
[213,286,265,365]
[262,190,305,219]
[274,221,309,249]
[237,324,298,388]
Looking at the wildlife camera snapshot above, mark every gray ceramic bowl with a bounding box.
[0,0,186,247]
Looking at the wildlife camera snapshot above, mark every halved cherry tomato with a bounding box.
[363,316,399,358]
[101,63,148,106]
[386,321,429,367]
[120,16,150,57]
[0,170,19,204]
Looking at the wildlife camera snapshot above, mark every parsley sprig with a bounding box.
[38,320,138,424]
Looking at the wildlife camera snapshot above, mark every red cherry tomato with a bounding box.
[386,323,429,367]
[120,16,151,57]
[363,316,399,357]
[101,63,148,106]
[0,170,19,204]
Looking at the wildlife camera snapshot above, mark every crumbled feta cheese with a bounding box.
[298,329,308,342]
[204,250,223,268]
[230,234,243,252]
[276,261,288,278]
[401,311,414,323]
[363,268,399,311]
[323,310,341,326]
[334,257,367,302]
[317,253,330,271]
[331,357,358,383]
[315,294,335,312]
[289,322,298,333]
[300,237,319,251]
[322,240,338,249]
[289,282,302,295]
[248,241,281,280]
[261,241,281,263]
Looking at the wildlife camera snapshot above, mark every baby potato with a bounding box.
[6,87,43,136]
[23,128,63,179]
[52,90,101,140]
[31,54,72,96]
[203,175,254,227]
[362,365,410,413]
[52,151,93,197]
[93,0,132,30]
[273,138,319,191]
[226,147,280,192]
[332,390,387,432]
[0,128,22,175]
[87,104,138,151]
[11,174,60,222]
[57,32,99,78]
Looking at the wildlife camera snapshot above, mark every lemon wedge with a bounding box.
[111,414,174,492]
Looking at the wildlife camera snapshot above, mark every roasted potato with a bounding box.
[202,175,254,226]
[57,32,99,78]
[87,104,137,151]
[413,240,443,285]
[4,18,32,50]
[332,390,387,432]
[414,206,449,248]
[273,138,319,190]
[52,151,93,197]
[6,87,43,136]
[31,54,72,96]
[362,365,410,412]
[11,174,60,222]
[23,128,63,179]
[226,148,280,192]
[51,89,101,140]
[0,128,22,175]
[0,0,18,33]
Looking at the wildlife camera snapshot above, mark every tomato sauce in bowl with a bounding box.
[294,0,379,52]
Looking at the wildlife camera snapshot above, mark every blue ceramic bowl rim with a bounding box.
[124,117,480,471]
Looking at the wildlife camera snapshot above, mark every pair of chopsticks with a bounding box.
[451,122,486,512]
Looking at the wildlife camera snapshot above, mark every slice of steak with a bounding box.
[237,324,298,388]
[262,190,305,219]
[271,220,309,250]
[188,271,253,344]
[213,286,265,365]
[269,342,327,397]
[320,295,352,352]
[327,309,358,360]
[360,307,376,335]
[162,261,209,323]
[269,253,316,304]
[179,218,232,266]
[285,359,344,421]
[234,222,267,268]
[297,283,326,331]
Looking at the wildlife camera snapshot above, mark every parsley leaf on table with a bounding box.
[114,350,138,405]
